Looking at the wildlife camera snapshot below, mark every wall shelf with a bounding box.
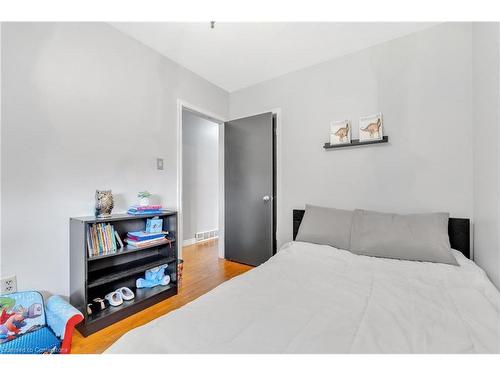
[324,136,389,149]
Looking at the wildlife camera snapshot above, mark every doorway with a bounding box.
[177,101,281,265]
[182,109,220,247]
[177,100,226,262]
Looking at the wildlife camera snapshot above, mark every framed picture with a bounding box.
[330,120,351,145]
[359,113,383,142]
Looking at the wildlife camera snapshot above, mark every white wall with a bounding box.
[1,23,228,296]
[230,23,474,251]
[2,21,500,295]
[472,23,500,288]
[182,109,219,241]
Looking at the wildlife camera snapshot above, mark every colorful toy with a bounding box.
[0,291,83,354]
[0,302,43,337]
[136,264,170,288]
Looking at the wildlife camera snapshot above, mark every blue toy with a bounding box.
[136,264,170,288]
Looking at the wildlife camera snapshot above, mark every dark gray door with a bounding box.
[225,112,274,266]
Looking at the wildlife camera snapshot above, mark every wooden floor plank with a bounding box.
[71,239,252,354]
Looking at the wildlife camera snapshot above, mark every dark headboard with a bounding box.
[292,209,471,259]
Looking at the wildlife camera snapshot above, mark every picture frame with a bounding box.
[329,119,351,145]
[359,113,383,142]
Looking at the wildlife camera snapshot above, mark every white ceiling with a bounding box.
[111,22,438,92]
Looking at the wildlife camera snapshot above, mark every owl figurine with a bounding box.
[95,190,114,218]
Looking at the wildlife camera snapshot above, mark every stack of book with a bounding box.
[87,223,124,258]
[127,205,163,215]
[125,231,169,248]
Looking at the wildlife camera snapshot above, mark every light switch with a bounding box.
[156,158,164,170]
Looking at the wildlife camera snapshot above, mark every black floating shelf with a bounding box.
[324,136,389,149]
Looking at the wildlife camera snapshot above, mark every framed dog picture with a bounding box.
[330,120,351,145]
[359,113,383,142]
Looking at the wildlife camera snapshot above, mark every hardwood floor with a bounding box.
[71,239,253,354]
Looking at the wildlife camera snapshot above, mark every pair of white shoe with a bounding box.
[105,287,135,307]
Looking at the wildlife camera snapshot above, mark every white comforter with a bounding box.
[107,242,500,353]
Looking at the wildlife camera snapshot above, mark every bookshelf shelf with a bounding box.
[86,283,176,324]
[70,211,178,337]
[74,211,177,223]
[87,240,175,261]
[87,256,177,288]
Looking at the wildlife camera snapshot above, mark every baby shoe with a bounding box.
[116,287,135,301]
[93,297,109,310]
[87,298,109,315]
[105,291,123,307]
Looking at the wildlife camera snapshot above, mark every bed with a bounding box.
[106,210,500,354]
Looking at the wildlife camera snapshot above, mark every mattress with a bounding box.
[106,241,500,353]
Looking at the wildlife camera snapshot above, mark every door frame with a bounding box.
[177,100,282,260]
[176,99,226,260]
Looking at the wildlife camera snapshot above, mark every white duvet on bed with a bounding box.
[106,242,500,354]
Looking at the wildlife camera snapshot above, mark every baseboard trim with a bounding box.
[183,238,196,247]
[196,236,218,244]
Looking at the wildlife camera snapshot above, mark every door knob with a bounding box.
[262,195,270,201]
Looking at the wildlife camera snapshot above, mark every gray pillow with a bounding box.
[350,209,458,266]
[295,204,353,250]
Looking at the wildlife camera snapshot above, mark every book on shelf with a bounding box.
[129,205,163,211]
[127,231,166,242]
[87,223,119,258]
[101,225,106,252]
[127,205,164,216]
[124,237,169,248]
[114,230,124,248]
[127,209,163,216]
[86,231,93,258]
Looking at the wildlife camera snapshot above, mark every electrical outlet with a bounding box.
[1,275,17,294]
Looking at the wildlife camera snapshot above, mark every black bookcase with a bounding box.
[69,211,178,336]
